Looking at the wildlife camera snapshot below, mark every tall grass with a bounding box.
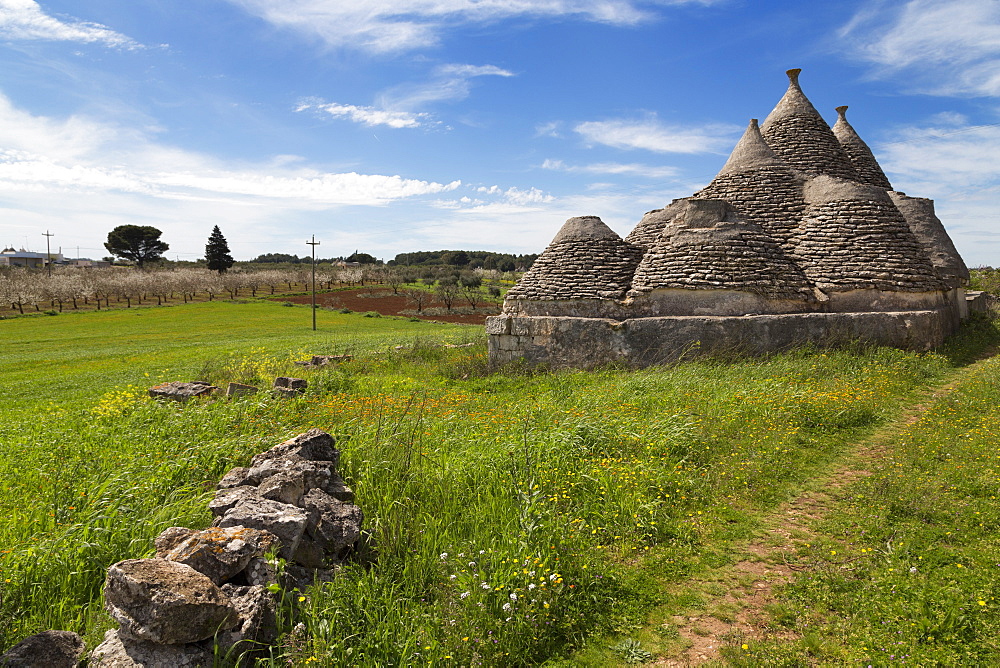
[1,305,997,664]
[728,317,1000,666]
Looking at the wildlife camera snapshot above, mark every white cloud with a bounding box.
[296,100,430,128]
[879,121,1000,196]
[0,0,141,48]
[0,92,459,206]
[379,62,515,110]
[225,0,714,53]
[299,62,513,129]
[574,116,737,153]
[875,118,1000,267]
[541,158,678,178]
[840,0,1000,96]
[535,121,563,138]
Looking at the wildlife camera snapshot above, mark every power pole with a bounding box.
[306,235,320,331]
[42,230,54,276]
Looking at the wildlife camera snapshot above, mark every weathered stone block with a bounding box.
[155,525,278,585]
[226,383,258,398]
[104,559,238,644]
[251,429,339,468]
[215,497,308,561]
[148,381,218,401]
[89,629,212,668]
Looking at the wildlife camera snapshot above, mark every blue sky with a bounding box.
[0,0,998,265]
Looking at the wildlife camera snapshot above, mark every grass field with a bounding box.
[2,299,1000,665]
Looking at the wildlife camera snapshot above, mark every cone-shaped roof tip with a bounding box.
[786,68,802,87]
[832,105,893,189]
[551,215,621,244]
[716,118,787,176]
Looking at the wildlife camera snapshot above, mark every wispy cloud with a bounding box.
[295,100,430,129]
[299,62,513,129]
[574,115,738,153]
[0,0,141,48]
[541,158,678,179]
[378,62,514,110]
[875,116,1000,266]
[225,0,713,53]
[840,0,1000,97]
[878,120,1000,196]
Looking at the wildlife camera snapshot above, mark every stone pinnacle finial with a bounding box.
[832,106,892,189]
[786,68,802,87]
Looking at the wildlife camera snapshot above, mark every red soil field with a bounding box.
[275,287,500,325]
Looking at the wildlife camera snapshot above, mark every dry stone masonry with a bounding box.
[0,429,362,668]
[489,69,971,368]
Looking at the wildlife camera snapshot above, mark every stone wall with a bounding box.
[487,310,953,369]
[0,429,365,668]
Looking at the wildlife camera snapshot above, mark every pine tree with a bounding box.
[205,225,234,273]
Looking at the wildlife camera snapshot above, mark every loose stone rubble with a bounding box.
[61,428,362,667]
[490,69,971,368]
[148,381,218,400]
[272,376,308,398]
[0,630,85,667]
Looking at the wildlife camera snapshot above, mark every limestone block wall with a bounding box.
[487,311,953,370]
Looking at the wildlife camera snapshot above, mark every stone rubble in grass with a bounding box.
[104,559,239,644]
[0,630,86,668]
[89,629,213,668]
[225,382,258,397]
[272,376,307,397]
[154,525,278,585]
[147,381,218,400]
[25,428,371,667]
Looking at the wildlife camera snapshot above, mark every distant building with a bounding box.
[0,248,64,268]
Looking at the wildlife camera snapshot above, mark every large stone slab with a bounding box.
[214,497,308,560]
[148,381,218,400]
[104,558,238,644]
[301,489,363,559]
[89,629,212,668]
[155,526,278,585]
[251,429,340,468]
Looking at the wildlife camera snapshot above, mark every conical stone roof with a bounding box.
[832,106,892,189]
[625,200,686,250]
[889,191,969,288]
[695,119,807,244]
[628,198,815,301]
[789,176,944,292]
[761,69,860,181]
[505,216,644,301]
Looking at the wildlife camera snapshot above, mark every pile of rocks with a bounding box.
[147,377,310,401]
[0,429,363,668]
[294,354,353,367]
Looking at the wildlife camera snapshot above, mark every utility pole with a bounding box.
[306,235,320,331]
[42,230,54,276]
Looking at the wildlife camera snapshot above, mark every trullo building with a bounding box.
[487,69,970,368]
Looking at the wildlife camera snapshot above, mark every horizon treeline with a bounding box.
[250,249,539,271]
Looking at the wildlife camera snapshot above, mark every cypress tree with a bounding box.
[205,225,235,273]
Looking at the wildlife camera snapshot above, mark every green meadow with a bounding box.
[2,300,1000,665]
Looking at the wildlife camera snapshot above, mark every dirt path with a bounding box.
[655,350,997,666]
